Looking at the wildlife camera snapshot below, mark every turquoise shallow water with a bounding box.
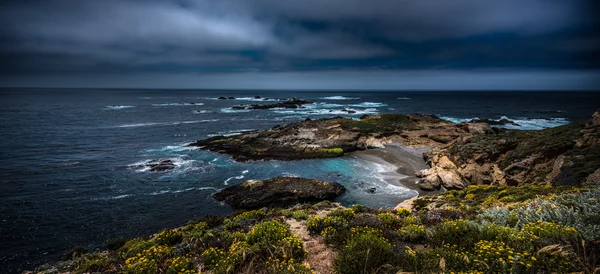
[1,89,598,273]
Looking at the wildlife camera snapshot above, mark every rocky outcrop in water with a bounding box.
[190,114,488,161]
[234,97,312,110]
[130,160,176,172]
[416,110,600,190]
[212,177,345,209]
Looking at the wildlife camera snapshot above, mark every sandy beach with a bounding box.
[352,144,441,197]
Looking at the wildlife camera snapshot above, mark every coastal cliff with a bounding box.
[417,110,600,190]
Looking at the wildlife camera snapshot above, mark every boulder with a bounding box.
[418,174,441,190]
[212,177,346,209]
[218,96,227,100]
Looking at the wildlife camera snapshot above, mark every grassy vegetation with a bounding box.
[38,185,599,274]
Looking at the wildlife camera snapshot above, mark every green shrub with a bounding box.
[119,238,155,259]
[125,245,174,274]
[232,209,267,222]
[377,212,401,229]
[328,208,356,220]
[398,224,426,242]
[335,231,393,274]
[292,209,309,220]
[156,229,183,246]
[75,253,110,274]
[246,220,292,246]
[427,219,481,248]
[395,208,411,217]
[166,256,196,274]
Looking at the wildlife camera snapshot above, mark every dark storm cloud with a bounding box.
[0,0,598,88]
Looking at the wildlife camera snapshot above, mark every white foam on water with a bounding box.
[397,97,411,100]
[221,108,251,113]
[148,187,217,196]
[438,115,569,130]
[349,102,388,108]
[152,102,204,106]
[224,170,249,185]
[234,97,282,102]
[90,194,134,201]
[105,105,135,110]
[144,143,194,153]
[193,110,210,114]
[116,119,218,128]
[272,107,378,116]
[207,129,255,137]
[319,96,361,100]
[350,159,417,197]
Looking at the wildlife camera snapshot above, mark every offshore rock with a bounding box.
[212,177,346,209]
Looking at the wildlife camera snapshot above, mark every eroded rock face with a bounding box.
[416,156,466,190]
[416,110,600,190]
[212,177,346,209]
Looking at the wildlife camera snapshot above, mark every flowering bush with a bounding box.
[396,208,411,217]
[335,231,393,274]
[124,245,173,274]
[377,212,401,228]
[398,224,426,242]
[166,256,196,274]
[156,229,183,246]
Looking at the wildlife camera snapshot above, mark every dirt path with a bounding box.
[286,208,339,274]
[286,219,336,274]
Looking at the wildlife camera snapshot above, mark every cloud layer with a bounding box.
[0,0,598,88]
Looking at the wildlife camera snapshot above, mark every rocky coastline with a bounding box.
[26,111,600,274]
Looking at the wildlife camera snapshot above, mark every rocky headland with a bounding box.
[191,111,600,192]
[189,113,493,161]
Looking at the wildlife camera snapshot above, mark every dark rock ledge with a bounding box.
[213,176,346,209]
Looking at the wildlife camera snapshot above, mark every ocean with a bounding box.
[1,89,599,273]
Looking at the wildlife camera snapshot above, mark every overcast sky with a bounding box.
[1,0,599,89]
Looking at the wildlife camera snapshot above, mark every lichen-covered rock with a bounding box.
[212,177,346,209]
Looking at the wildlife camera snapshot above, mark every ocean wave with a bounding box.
[91,187,217,200]
[105,105,135,110]
[224,170,249,185]
[193,110,210,114]
[144,143,194,153]
[319,96,361,100]
[149,187,217,196]
[438,115,569,130]
[116,119,218,128]
[349,102,388,108]
[152,102,204,107]
[90,194,133,201]
[397,97,411,100]
[221,108,251,113]
[234,97,282,102]
[350,160,417,197]
[207,129,255,137]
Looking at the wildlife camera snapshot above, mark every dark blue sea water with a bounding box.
[1,89,599,273]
